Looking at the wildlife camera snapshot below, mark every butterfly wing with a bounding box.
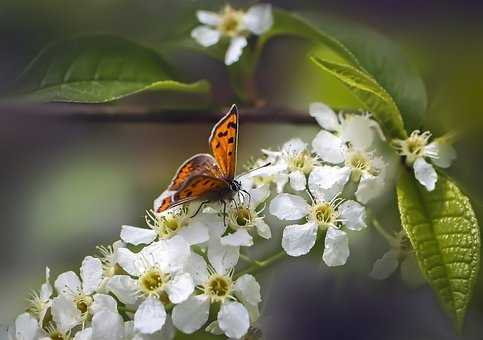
[167,153,224,191]
[157,175,227,212]
[209,105,238,180]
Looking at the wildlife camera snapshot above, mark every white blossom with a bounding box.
[26,267,53,326]
[191,4,273,65]
[393,130,456,191]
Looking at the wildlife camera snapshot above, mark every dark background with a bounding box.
[1,1,482,339]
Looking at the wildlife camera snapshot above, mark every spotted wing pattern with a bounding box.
[167,153,223,191]
[209,105,238,180]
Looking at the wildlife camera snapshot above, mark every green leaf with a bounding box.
[397,167,480,332]
[311,56,406,139]
[300,13,427,130]
[13,35,210,103]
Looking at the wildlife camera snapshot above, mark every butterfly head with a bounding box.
[229,179,242,193]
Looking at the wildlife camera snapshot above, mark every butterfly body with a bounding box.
[156,105,241,213]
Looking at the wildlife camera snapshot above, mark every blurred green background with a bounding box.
[1,1,482,339]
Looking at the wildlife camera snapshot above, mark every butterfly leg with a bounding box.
[191,200,210,218]
[222,200,228,228]
[240,189,252,207]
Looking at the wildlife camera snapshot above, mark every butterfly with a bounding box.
[155,104,244,217]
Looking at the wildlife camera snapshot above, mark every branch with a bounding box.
[3,102,319,124]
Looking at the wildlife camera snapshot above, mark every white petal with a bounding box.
[243,4,273,35]
[355,174,385,204]
[369,249,400,280]
[282,138,306,155]
[269,193,310,221]
[248,184,270,208]
[146,236,191,273]
[80,256,103,295]
[225,36,247,65]
[255,219,271,239]
[323,227,349,267]
[172,295,210,334]
[289,170,306,191]
[196,10,222,26]
[107,275,138,305]
[197,213,226,239]
[91,293,118,314]
[54,271,81,296]
[177,221,209,245]
[92,310,124,340]
[134,297,166,334]
[120,225,157,246]
[191,26,221,47]
[308,165,350,202]
[312,130,346,164]
[221,229,254,247]
[414,157,437,191]
[52,295,82,333]
[281,222,318,256]
[208,241,240,275]
[233,274,261,306]
[166,273,194,304]
[117,248,143,276]
[40,267,53,301]
[309,102,340,131]
[218,301,250,339]
[14,313,39,340]
[427,141,457,168]
[74,327,92,340]
[185,253,209,286]
[274,173,289,193]
[340,115,374,149]
[339,200,367,231]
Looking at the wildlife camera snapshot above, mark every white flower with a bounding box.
[191,4,273,65]
[95,240,125,290]
[222,183,272,245]
[269,192,366,266]
[26,267,53,325]
[108,236,193,334]
[6,313,43,340]
[172,248,261,339]
[393,130,457,191]
[120,206,209,247]
[52,256,104,332]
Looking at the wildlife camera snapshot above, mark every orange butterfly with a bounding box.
[156,104,243,215]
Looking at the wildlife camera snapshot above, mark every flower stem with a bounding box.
[368,211,398,247]
[235,250,287,278]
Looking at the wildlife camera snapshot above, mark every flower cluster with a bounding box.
[3,101,457,339]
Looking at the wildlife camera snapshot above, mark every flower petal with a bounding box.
[52,295,82,333]
[312,130,346,164]
[255,219,271,239]
[369,249,400,280]
[355,173,385,204]
[218,301,250,339]
[243,4,273,35]
[14,313,40,340]
[309,102,340,131]
[221,229,254,247]
[74,327,92,340]
[148,236,191,273]
[177,220,209,245]
[54,271,81,296]
[225,36,247,65]
[269,193,310,221]
[233,274,261,306]
[91,293,118,314]
[207,241,239,275]
[196,10,222,26]
[289,170,306,191]
[80,256,103,295]
[426,141,457,168]
[413,157,437,191]
[282,138,306,155]
[107,275,138,305]
[117,247,143,276]
[92,310,124,340]
[248,184,270,208]
[134,297,166,334]
[339,200,367,231]
[120,225,157,246]
[185,253,209,286]
[308,165,350,202]
[166,273,194,304]
[323,227,349,266]
[172,294,210,334]
[340,115,375,149]
[281,222,318,256]
[191,26,221,47]
[40,266,53,301]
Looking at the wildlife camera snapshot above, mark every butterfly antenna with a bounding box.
[238,162,272,178]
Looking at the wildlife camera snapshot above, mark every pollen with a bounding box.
[394,130,432,164]
[139,267,170,298]
[219,6,244,37]
[287,150,315,174]
[73,294,93,315]
[204,274,233,303]
[310,202,338,227]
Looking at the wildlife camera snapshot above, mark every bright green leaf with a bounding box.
[397,167,480,332]
[311,56,406,139]
[300,13,427,131]
[12,35,211,103]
